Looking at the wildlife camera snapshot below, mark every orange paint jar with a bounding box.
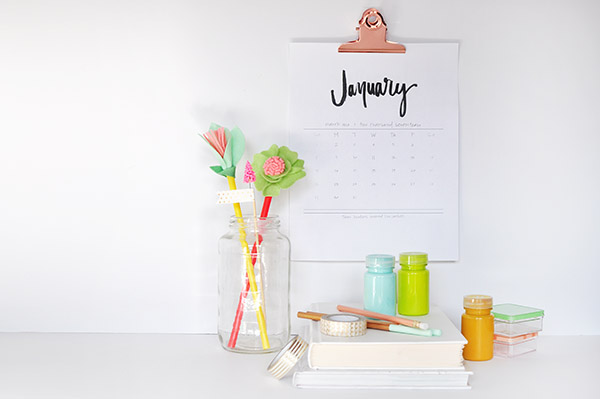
[461,295,494,361]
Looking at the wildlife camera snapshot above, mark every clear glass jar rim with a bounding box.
[228,215,280,228]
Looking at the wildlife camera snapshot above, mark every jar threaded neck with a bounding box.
[229,215,280,230]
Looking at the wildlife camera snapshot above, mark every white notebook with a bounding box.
[293,355,472,389]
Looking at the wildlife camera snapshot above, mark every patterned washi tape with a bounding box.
[216,189,255,204]
[267,335,309,379]
[320,313,367,337]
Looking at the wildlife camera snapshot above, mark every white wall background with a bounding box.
[1,0,599,335]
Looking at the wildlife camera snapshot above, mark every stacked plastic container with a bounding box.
[491,304,544,357]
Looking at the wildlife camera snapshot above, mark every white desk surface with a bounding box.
[0,334,597,399]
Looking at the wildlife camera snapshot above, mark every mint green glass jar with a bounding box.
[364,254,396,316]
[397,252,429,316]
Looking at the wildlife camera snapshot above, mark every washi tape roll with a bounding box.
[267,335,308,379]
[320,313,367,337]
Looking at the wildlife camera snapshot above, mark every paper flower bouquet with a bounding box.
[201,123,305,352]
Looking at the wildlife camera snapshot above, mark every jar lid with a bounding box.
[399,252,428,265]
[463,294,493,309]
[365,254,395,269]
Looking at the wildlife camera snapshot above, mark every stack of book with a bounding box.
[293,303,471,389]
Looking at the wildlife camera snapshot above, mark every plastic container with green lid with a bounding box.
[492,304,544,337]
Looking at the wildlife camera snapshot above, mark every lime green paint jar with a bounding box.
[397,252,429,316]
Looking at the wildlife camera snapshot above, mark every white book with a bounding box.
[306,303,467,370]
[293,357,472,389]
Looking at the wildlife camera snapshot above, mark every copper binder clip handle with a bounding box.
[339,8,406,54]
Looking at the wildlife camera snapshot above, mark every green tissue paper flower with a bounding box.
[252,145,306,197]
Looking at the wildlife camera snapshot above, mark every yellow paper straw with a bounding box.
[227,176,270,349]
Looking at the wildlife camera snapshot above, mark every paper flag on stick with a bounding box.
[217,189,255,204]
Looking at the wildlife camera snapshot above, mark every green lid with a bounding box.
[366,254,395,269]
[492,303,544,322]
[399,252,428,266]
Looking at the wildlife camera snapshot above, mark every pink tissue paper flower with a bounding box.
[202,127,227,157]
[243,161,256,184]
[263,156,286,176]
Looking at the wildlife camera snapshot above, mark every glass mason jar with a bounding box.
[217,215,290,353]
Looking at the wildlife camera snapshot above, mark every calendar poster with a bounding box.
[289,43,459,261]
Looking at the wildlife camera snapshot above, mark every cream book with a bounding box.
[307,303,467,369]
